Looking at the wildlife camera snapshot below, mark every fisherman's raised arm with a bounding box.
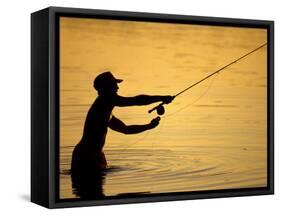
[114,95,174,107]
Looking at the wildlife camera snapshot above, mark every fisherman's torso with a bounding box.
[81,95,115,151]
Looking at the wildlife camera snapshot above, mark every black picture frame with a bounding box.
[31,6,274,208]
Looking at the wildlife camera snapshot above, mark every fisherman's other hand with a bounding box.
[162,95,174,104]
[149,117,161,129]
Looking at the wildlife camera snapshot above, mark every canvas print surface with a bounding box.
[59,17,267,200]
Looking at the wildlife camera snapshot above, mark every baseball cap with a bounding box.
[93,71,123,91]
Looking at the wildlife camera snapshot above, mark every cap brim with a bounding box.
[116,79,123,83]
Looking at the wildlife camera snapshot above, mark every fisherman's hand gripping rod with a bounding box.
[148,42,267,115]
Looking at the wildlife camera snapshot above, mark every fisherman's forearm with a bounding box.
[115,94,172,106]
[122,124,151,134]
[132,95,166,105]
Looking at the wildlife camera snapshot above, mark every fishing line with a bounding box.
[163,73,218,119]
[149,114,166,151]
[148,42,267,115]
[112,42,267,158]
[145,75,218,157]
[110,113,166,160]
[110,114,166,160]
[108,129,152,159]
[144,42,267,150]
[114,75,217,159]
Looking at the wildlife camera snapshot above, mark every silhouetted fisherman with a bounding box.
[71,71,174,174]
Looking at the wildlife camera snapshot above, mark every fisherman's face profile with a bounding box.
[107,81,119,94]
[93,71,123,96]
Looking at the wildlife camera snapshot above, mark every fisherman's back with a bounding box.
[81,95,114,151]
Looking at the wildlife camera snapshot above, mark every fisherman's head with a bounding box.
[93,71,123,95]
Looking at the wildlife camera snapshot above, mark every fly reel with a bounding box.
[156,105,165,115]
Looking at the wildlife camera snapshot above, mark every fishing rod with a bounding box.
[148,42,267,115]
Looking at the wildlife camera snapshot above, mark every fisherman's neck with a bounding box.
[98,92,117,97]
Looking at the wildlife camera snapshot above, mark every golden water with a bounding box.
[59,17,267,199]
